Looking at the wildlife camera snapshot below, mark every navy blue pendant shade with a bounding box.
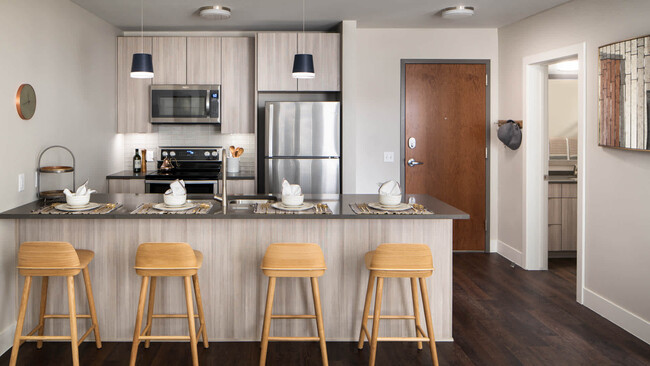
[292,54,315,79]
[130,53,154,79]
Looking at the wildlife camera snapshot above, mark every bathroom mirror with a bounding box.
[598,35,650,151]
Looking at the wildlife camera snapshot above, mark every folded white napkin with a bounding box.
[378,180,401,196]
[64,181,96,197]
[282,179,302,196]
[165,179,186,196]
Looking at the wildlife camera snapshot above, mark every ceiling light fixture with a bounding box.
[554,60,579,72]
[198,6,232,20]
[441,5,475,19]
[292,0,315,79]
[130,0,154,78]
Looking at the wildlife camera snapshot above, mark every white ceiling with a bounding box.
[70,0,571,31]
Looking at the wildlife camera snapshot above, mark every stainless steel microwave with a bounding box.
[150,84,220,124]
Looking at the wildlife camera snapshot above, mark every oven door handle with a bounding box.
[145,180,219,184]
[206,89,211,117]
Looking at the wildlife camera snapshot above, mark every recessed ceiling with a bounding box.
[70,0,571,31]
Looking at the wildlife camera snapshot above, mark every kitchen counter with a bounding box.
[106,168,256,181]
[0,193,468,220]
[106,170,147,179]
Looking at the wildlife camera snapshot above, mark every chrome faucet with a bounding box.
[213,148,227,209]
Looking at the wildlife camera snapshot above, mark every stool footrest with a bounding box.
[367,315,416,320]
[152,314,199,318]
[377,336,430,342]
[21,335,71,341]
[271,314,316,319]
[44,314,91,319]
[268,336,321,342]
[139,335,191,341]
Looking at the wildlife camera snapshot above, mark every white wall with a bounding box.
[498,0,650,342]
[0,0,120,353]
[548,79,578,138]
[342,24,500,245]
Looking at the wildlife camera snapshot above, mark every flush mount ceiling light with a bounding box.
[441,5,475,19]
[198,5,232,20]
[554,59,579,72]
[130,0,154,78]
[292,0,315,79]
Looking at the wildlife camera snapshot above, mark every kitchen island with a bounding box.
[1,194,467,342]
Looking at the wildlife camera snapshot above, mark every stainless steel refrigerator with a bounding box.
[264,101,341,194]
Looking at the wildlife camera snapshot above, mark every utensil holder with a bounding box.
[227,156,240,173]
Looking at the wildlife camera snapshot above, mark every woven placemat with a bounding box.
[254,203,332,215]
[349,203,433,215]
[131,200,213,215]
[31,203,122,215]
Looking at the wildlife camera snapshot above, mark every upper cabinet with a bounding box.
[297,33,341,91]
[152,37,187,84]
[187,37,221,84]
[257,33,298,91]
[257,32,341,92]
[117,37,152,133]
[221,37,255,134]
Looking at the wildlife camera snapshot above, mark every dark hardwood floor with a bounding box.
[2,254,649,365]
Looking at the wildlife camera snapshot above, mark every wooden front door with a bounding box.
[404,63,487,251]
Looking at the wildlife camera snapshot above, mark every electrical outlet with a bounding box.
[18,174,25,192]
[383,152,394,163]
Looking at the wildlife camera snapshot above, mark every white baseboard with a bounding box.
[489,239,498,253]
[583,288,650,344]
[496,240,523,267]
[0,322,16,355]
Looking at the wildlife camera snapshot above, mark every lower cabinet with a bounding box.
[107,179,145,194]
[548,183,577,252]
[227,180,255,195]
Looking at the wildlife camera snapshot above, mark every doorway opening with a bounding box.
[522,43,586,303]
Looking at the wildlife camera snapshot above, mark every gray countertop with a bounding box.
[106,169,255,180]
[0,194,469,220]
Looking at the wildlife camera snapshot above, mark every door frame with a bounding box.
[522,43,586,303]
[399,59,491,252]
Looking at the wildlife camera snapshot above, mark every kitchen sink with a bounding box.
[228,195,277,208]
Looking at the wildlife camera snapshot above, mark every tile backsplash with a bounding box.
[121,125,256,171]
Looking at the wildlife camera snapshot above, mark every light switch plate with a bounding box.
[18,173,25,192]
[383,152,394,163]
[146,150,154,162]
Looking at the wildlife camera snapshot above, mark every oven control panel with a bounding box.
[160,146,222,161]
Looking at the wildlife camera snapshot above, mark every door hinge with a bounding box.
[486,74,489,86]
[485,220,488,232]
[485,147,488,159]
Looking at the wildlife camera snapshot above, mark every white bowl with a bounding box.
[164,194,187,207]
[282,194,304,207]
[379,194,402,206]
[66,194,90,207]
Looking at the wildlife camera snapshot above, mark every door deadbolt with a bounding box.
[408,137,416,149]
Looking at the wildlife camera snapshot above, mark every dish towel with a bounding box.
[378,180,401,196]
[282,179,302,196]
[63,180,96,198]
[165,179,186,196]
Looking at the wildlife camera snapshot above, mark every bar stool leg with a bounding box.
[192,274,209,349]
[9,276,32,366]
[310,277,329,366]
[144,277,157,349]
[67,276,80,366]
[82,267,102,349]
[130,276,150,366]
[419,278,439,366]
[37,276,49,349]
[410,278,423,350]
[357,274,375,349]
[259,277,276,366]
[369,277,384,366]
[183,276,199,366]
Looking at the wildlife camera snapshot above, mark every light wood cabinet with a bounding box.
[221,37,255,134]
[107,179,145,194]
[561,198,577,250]
[227,180,255,195]
[187,37,221,84]
[117,37,152,133]
[152,37,187,84]
[297,33,341,91]
[257,33,298,91]
[548,183,577,252]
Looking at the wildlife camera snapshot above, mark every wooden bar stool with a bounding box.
[260,243,328,366]
[130,242,208,366]
[357,244,439,366]
[10,241,102,366]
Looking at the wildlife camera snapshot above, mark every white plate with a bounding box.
[367,202,412,211]
[271,202,315,211]
[152,202,197,212]
[55,202,102,212]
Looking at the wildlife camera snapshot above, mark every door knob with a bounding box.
[407,158,423,167]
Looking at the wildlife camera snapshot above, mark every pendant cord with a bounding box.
[302,0,305,51]
[140,0,144,53]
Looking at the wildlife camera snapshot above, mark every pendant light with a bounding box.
[292,0,314,79]
[130,0,154,78]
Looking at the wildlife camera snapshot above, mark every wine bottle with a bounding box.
[133,148,142,173]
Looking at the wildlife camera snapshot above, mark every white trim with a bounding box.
[583,288,650,344]
[522,42,587,303]
[0,322,16,355]
[489,239,498,253]
[496,240,523,267]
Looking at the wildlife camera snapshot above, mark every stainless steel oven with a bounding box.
[150,85,220,124]
[145,146,222,194]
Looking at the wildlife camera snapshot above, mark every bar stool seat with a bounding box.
[10,242,102,366]
[358,244,439,366]
[130,243,208,366]
[259,243,328,366]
